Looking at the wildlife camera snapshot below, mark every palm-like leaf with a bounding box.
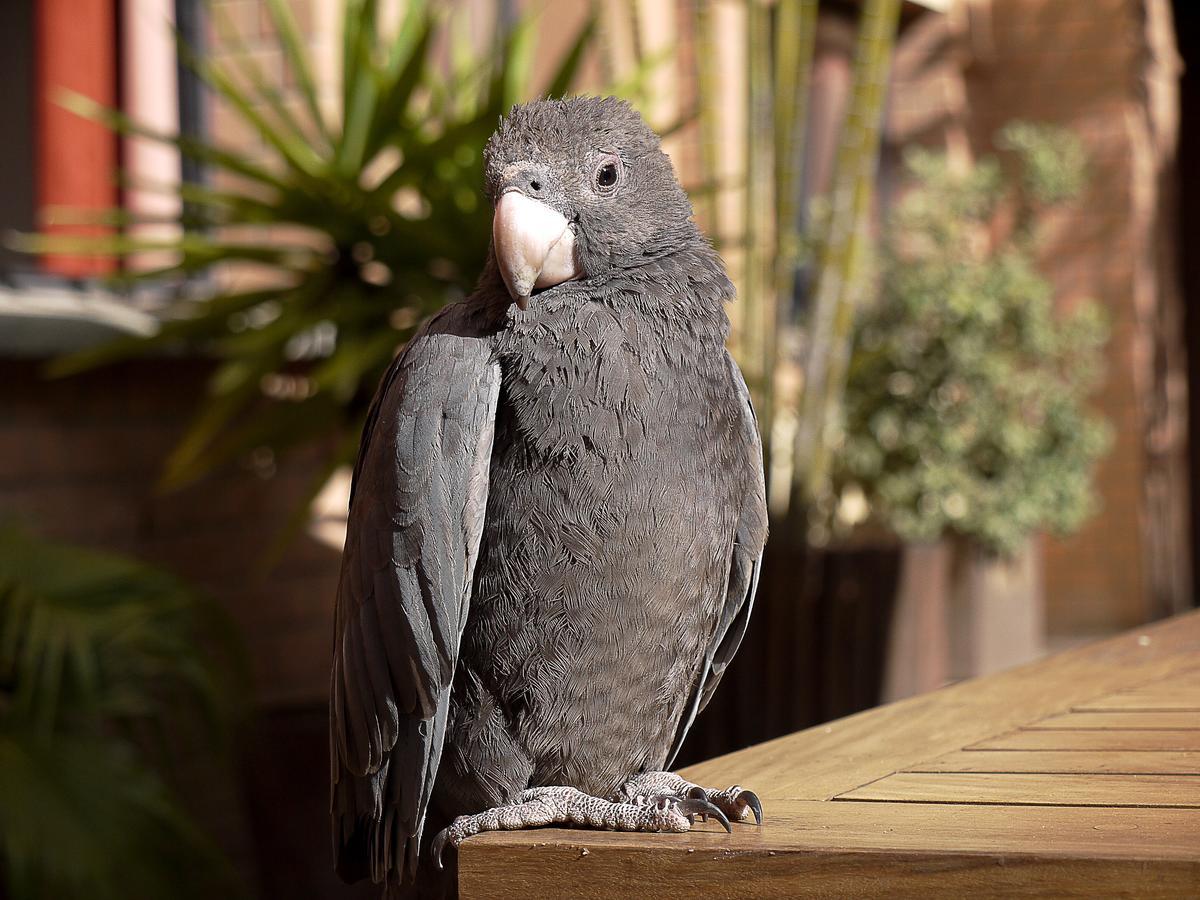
[20,1,597,499]
[0,528,246,900]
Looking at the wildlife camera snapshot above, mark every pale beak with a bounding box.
[492,190,580,310]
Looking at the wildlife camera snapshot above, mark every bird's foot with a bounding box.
[619,771,763,825]
[430,785,730,867]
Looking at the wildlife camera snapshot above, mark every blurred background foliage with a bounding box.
[833,124,1112,555]
[0,527,246,900]
[18,0,1108,564]
[20,0,611,525]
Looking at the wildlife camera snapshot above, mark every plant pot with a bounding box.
[883,536,1046,702]
[947,535,1046,681]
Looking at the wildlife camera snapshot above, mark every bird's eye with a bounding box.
[594,158,620,192]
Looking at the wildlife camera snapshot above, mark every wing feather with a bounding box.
[330,303,500,885]
[666,352,768,766]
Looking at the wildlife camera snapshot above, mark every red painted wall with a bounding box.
[35,0,118,277]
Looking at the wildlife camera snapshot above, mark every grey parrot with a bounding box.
[330,96,769,895]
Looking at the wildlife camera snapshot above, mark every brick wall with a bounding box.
[962,0,1188,634]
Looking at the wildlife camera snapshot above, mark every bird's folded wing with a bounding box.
[667,351,768,766]
[331,305,500,882]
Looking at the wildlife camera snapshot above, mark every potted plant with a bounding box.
[832,123,1112,696]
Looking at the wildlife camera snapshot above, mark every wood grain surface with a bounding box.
[969,729,1200,751]
[1029,711,1200,729]
[1076,669,1200,711]
[910,749,1200,774]
[838,772,1200,806]
[458,610,1200,897]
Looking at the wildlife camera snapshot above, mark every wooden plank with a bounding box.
[837,772,1200,807]
[462,799,1200,858]
[462,846,1200,900]
[459,801,1200,898]
[1030,711,1200,730]
[1077,668,1200,711]
[1081,691,1200,711]
[971,730,1200,751]
[682,611,1200,800]
[910,749,1200,775]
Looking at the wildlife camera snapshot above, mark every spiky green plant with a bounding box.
[0,527,246,900]
[17,0,597,515]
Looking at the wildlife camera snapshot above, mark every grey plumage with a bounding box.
[330,97,768,893]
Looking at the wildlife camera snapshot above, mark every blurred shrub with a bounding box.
[0,528,245,900]
[833,123,1112,556]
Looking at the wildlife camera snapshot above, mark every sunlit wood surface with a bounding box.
[457,610,1200,897]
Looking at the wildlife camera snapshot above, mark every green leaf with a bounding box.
[263,0,333,145]
[604,43,676,105]
[0,728,246,900]
[176,35,327,177]
[340,0,376,142]
[159,355,285,490]
[190,393,344,481]
[256,428,362,576]
[363,13,435,157]
[205,2,330,155]
[0,527,245,900]
[11,232,317,266]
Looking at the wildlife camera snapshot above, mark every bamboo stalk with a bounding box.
[743,0,776,420]
[635,0,679,162]
[792,0,902,522]
[768,0,820,514]
[773,0,819,302]
[709,1,749,368]
[693,0,720,238]
[600,0,640,87]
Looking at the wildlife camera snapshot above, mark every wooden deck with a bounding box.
[458,610,1200,897]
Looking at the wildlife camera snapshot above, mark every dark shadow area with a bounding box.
[676,536,902,767]
[1172,0,1200,608]
[240,708,377,900]
[0,0,35,278]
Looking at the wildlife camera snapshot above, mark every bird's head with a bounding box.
[483,96,696,309]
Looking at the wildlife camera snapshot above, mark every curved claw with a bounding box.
[739,789,764,826]
[675,798,732,833]
[430,826,452,870]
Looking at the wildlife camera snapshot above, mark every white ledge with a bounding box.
[0,284,158,357]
